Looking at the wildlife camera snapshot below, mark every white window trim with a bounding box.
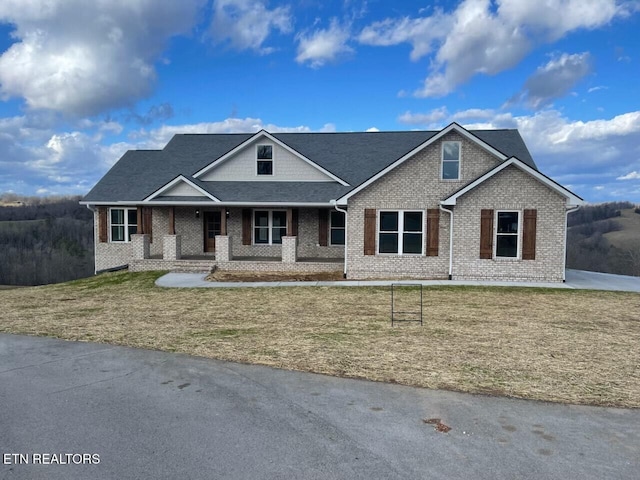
[377,209,425,256]
[109,207,137,243]
[329,211,346,247]
[253,209,287,245]
[494,210,521,259]
[256,144,274,177]
[441,141,461,181]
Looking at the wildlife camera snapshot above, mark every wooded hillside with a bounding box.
[0,196,94,285]
[566,202,640,276]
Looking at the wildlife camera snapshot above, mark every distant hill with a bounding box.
[0,196,94,285]
[567,202,640,277]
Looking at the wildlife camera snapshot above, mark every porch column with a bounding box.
[164,206,181,259]
[131,234,150,259]
[220,208,227,236]
[168,207,176,235]
[282,236,297,263]
[163,235,181,260]
[215,235,232,262]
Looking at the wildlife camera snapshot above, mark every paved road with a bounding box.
[1,334,638,480]
[156,269,640,292]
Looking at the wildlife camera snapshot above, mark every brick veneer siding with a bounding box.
[94,209,132,271]
[150,207,169,256]
[347,132,499,280]
[451,166,566,282]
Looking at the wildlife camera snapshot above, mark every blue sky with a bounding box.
[0,0,639,203]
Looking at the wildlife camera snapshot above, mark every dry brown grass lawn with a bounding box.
[1,271,639,408]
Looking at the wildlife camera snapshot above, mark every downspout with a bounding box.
[330,200,348,278]
[439,204,454,280]
[563,205,581,282]
[86,204,97,275]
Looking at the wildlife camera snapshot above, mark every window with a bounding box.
[257,145,273,175]
[254,210,286,244]
[441,141,460,180]
[329,211,345,245]
[110,208,137,242]
[495,211,519,258]
[378,211,423,255]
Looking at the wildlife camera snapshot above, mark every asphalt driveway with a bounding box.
[1,334,638,479]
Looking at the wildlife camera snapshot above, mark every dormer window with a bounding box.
[257,145,273,175]
[441,141,460,180]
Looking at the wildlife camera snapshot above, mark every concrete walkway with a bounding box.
[155,269,640,292]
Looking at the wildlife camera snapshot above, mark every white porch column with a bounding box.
[131,234,150,260]
[282,236,297,263]
[215,235,232,262]
[163,234,182,260]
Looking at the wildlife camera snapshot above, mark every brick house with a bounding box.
[81,123,583,281]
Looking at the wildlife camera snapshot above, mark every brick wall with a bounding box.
[347,132,497,279]
[452,166,566,281]
[346,132,567,281]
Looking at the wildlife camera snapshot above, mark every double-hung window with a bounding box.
[110,208,137,242]
[441,141,460,180]
[378,211,423,255]
[495,211,519,258]
[257,145,273,175]
[254,210,286,244]
[329,211,345,245]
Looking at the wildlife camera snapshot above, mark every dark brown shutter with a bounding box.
[364,209,376,255]
[98,207,108,243]
[291,208,299,236]
[318,209,328,246]
[242,209,252,245]
[143,207,153,243]
[522,209,537,260]
[426,209,440,256]
[480,209,494,259]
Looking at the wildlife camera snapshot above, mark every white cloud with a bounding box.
[508,52,592,108]
[588,86,608,93]
[295,19,353,68]
[210,0,292,54]
[617,171,640,180]
[366,127,380,132]
[0,0,204,116]
[358,0,632,98]
[398,107,450,125]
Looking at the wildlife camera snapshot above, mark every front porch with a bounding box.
[127,205,345,274]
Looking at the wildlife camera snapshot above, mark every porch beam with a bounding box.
[168,206,176,235]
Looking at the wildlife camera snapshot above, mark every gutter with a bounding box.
[79,201,337,208]
[85,204,98,275]
[439,204,454,280]
[330,200,348,278]
[563,204,581,282]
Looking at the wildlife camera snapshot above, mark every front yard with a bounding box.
[1,271,638,407]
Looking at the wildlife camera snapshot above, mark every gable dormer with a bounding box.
[194,131,348,185]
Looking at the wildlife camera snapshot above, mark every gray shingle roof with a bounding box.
[83,129,536,203]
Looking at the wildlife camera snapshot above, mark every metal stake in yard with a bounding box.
[391,283,423,326]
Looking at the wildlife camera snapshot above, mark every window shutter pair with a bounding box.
[479,209,536,259]
[362,208,440,256]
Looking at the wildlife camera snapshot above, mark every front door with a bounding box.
[204,211,221,252]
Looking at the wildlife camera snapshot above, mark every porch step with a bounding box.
[170,259,217,273]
